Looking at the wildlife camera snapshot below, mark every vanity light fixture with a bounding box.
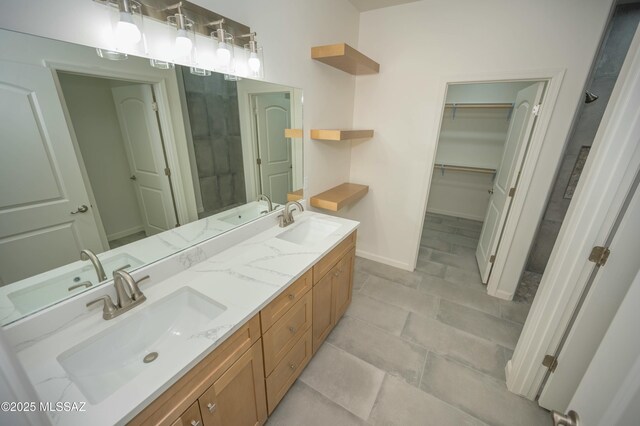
[190,67,211,76]
[208,19,234,70]
[240,32,264,78]
[166,4,195,60]
[114,0,142,46]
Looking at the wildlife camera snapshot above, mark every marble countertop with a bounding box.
[15,211,359,426]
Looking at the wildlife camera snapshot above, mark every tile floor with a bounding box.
[268,213,549,426]
[108,230,147,249]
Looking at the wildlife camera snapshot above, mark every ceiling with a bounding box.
[347,0,422,12]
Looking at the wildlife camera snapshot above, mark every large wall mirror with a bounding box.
[0,28,304,325]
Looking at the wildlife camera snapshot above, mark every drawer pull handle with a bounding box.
[191,421,201,426]
[287,293,295,300]
[288,326,296,334]
[289,363,296,370]
[207,402,217,413]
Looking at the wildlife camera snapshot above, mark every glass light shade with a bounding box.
[190,67,211,77]
[243,44,264,79]
[149,59,175,69]
[109,0,144,52]
[96,48,128,61]
[212,31,234,72]
[115,11,141,45]
[167,14,196,62]
[175,29,193,56]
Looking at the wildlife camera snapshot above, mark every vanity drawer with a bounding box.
[262,290,312,375]
[265,328,313,414]
[260,269,312,332]
[170,401,202,426]
[313,231,356,284]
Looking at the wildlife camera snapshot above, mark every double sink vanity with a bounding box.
[13,209,358,425]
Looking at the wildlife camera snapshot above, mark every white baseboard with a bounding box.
[107,225,144,241]
[489,286,515,301]
[427,207,485,222]
[355,249,413,272]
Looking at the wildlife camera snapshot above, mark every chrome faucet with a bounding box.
[278,201,304,227]
[80,249,107,282]
[257,194,273,212]
[86,270,149,320]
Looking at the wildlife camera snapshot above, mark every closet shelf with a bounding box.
[284,128,303,138]
[287,189,304,202]
[434,163,496,174]
[310,129,374,141]
[311,43,380,75]
[310,183,369,211]
[445,103,513,109]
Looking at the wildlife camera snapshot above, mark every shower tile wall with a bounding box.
[181,71,247,217]
[522,3,640,282]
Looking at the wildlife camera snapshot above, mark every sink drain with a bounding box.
[143,352,158,363]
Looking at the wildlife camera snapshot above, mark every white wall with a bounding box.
[348,0,614,270]
[0,0,360,206]
[427,170,494,221]
[446,81,532,104]
[57,73,144,241]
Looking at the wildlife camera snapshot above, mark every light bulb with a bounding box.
[175,29,193,56]
[248,51,261,72]
[115,11,141,46]
[217,42,231,66]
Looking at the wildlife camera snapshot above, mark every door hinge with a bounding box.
[588,246,610,267]
[152,102,158,112]
[256,158,262,166]
[508,187,516,197]
[164,167,171,177]
[532,104,541,116]
[543,354,558,372]
[489,254,496,263]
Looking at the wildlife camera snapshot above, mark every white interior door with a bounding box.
[0,61,104,285]
[539,179,640,412]
[112,84,176,236]
[559,267,640,426]
[476,82,545,283]
[254,92,292,205]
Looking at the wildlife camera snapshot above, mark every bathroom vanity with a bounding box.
[13,212,358,426]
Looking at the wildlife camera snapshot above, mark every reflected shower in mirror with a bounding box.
[0,29,304,325]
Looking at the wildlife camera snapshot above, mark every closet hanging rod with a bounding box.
[444,103,513,108]
[433,163,496,174]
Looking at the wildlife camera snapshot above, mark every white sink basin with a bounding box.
[57,287,226,404]
[276,217,340,245]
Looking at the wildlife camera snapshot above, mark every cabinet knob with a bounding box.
[190,421,201,426]
[207,402,217,413]
[288,326,296,334]
[287,293,295,300]
[334,271,340,277]
[288,363,296,370]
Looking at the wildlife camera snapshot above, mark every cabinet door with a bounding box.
[170,401,203,426]
[312,269,335,354]
[199,340,267,426]
[333,247,355,323]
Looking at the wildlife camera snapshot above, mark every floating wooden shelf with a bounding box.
[311,43,380,75]
[310,129,374,141]
[284,128,303,138]
[287,189,304,202]
[310,183,369,212]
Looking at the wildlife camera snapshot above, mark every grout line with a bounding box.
[418,350,430,389]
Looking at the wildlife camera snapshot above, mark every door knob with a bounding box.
[551,410,580,426]
[130,175,137,181]
[70,205,89,214]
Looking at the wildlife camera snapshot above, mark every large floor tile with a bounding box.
[402,313,508,380]
[424,229,479,249]
[444,266,484,289]
[415,257,447,278]
[368,374,486,426]
[420,233,454,252]
[346,293,409,336]
[438,300,523,350]
[418,274,501,317]
[499,300,531,325]
[267,381,365,426]
[427,248,479,273]
[420,354,548,426]
[299,344,384,420]
[355,257,423,288]
[353,269,370,292]
[328,316,427,386]
[362,275,438,317]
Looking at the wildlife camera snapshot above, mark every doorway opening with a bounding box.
[419,80,547,311]
[57,72,179,250]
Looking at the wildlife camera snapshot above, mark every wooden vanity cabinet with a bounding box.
[312,246,355,353]
[170,401,202,426]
